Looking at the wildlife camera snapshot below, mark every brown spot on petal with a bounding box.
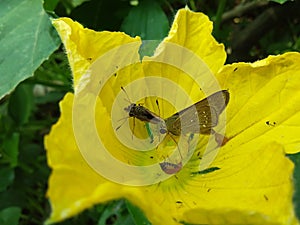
[214,132,230,146]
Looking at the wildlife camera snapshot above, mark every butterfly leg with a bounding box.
[212,129,229,146]
[131,118,136,140]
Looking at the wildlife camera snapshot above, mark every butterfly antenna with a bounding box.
[115,116,130,131]
[117,115,130,123]
[156,99,160,117]
[154,99,163,142]
[121,86,132,104]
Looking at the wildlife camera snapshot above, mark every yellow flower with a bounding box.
[45,8,300,225]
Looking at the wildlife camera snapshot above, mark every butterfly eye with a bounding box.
[160,128,167,134]
[159,128,167,134]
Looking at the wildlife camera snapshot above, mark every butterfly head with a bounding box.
[124,103,136,115]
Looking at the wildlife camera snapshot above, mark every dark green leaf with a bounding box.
[0,0,60,99]
[68,0,91,8]
[121,0,169,40]
[97,200,134,225]
[0,207,21,225]
[2,133,19,167]
[0,166,14,192]
[33,50,73,92]
[34,91,65,104]
[43,0,60,11]
[139,40,162,58]
[70,0,130,31]
[126,200,151,225]
[287,152,300,220]
[8,84,33,126]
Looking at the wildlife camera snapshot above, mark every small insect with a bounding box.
[116,87,164,131]
[160,90,229,136]
[123,103,163,124]
[266,121,276,127]
[159,161,182,174]
[122,86,163,123]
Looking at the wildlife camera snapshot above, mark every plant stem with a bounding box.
[214,0,227,37]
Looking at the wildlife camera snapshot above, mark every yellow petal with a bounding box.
[141,8,227,116]
[164,8,226,75]
[183,142,295,224]
[45,93,297,224]
[115,142,296,225]
[52,18,140,88]
[217,52,300,154]
[45,93,121,223]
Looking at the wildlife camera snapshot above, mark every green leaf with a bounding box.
[35,91,65,104]
[69,0,91,8]
[0,207,21,225]
[0,0,60,99]
[2,133,19,167]
[98,200,134,225]
[0,166,14,192]
[287,152,300,220]
[8,83,34,126]
[126,200,151,225]
[269,0,290,4]
[121,0,169,40]
[70,0,130,31]
[43,0,60,11]
[139,40,162,58]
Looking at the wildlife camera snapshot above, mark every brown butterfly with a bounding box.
[119,88,230,174]
[159,90,230,145]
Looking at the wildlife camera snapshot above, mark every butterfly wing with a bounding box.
[165,90,229,135]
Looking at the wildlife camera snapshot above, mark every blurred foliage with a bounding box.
[0,0,299,224]
[0,0,61,99]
